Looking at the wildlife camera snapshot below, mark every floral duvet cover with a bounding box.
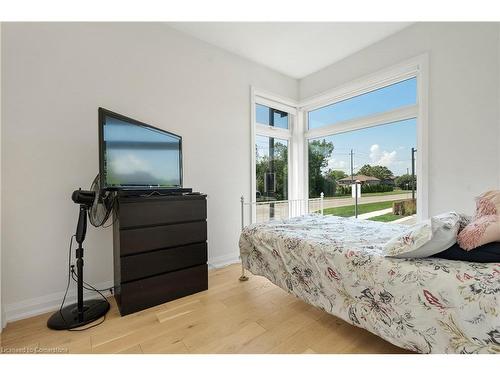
[239,214,500,354]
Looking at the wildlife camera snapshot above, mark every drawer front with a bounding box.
[118,264,208,316]
[120,221,207,256]
[121,242,207,282]
[119,198,206,228]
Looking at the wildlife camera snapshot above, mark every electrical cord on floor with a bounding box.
[70,267,113,295]
[67,269,110,332]
[57,233,112,331]
[68,314,106,331]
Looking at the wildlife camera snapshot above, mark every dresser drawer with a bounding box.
[120,221,207,256]
[118,264,208,315]
[121,242,207,282]
[119,198,207,228]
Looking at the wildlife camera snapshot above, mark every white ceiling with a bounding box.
[168,22,412,79]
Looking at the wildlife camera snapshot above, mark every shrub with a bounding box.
[393,199,416,216]
[336,183,393,195]
[361,184,393,194]
[395,174,417,190]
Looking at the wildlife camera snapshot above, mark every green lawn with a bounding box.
[328,189,412,199]
[368,213,403,222]
[323,201,394,217]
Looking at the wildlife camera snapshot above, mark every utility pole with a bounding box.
[411,147,416,202]
[350,149,357,218]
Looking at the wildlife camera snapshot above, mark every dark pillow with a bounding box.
[432,241,500,263]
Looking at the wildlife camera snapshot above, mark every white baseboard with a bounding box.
[5,280,113,324]
[5,254,241,323]
[208,253,241,269]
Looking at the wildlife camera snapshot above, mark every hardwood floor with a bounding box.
[0,264,409,354]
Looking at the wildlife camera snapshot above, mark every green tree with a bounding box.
[323,169,348,197]
[357,164,394,180]
[255,141,288,201]
[326,169,348,181]
[308,139,334,198]
[395,174,417,190]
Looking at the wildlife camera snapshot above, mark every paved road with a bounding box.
[323,192,413,209]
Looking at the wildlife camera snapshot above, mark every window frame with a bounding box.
[300,54,429,221]
[250,54,429,222]
[250,88,299,223]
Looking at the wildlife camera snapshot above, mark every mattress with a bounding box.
[239,214,500,354]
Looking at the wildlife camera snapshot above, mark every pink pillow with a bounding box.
[457,215,500,250]
[457,190,500,250]
[475,190,500,216]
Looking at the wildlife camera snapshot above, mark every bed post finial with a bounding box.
[239,196,249,281]
[320,192,324,215]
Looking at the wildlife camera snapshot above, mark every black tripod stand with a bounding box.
[47,190,110,330]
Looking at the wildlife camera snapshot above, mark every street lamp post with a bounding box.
[355,180,360,218]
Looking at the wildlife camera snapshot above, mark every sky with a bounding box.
[314,118,417,177]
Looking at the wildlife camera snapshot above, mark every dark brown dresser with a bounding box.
[112,193,208,316]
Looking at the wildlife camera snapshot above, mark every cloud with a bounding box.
[327,158,347,170]
[369,144,397,167]
[110,153,151,175]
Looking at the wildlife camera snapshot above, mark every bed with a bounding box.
[239,214,500,354]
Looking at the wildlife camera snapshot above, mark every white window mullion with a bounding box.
[250,88,257,223]
[291,109,304,201]
[255,124,291,140]
[305,104,418,140]
[254,92,298,115]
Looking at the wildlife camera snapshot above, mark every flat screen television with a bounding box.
[98,108,183,190]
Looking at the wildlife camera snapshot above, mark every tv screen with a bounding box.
[99,108,182,189]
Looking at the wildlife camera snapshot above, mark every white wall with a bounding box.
[1,23,298,321]
[3,22,500,323]
[498,23,500,189]
[0,21,3,331]
[300,23,500,216]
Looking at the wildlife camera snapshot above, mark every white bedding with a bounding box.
[239,214,500,354]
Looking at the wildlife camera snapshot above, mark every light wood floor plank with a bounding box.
[1,264,410,354]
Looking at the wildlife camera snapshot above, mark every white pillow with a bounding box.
[384,212,460,258]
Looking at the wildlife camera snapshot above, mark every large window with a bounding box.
[305,75,420,222]
[250,55,428,223]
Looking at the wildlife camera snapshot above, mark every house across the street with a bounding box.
[337,174,381,186]
[381,175,396,186]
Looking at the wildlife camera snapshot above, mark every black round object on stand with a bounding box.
[47,299,110,330]
[47,189,110,330]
